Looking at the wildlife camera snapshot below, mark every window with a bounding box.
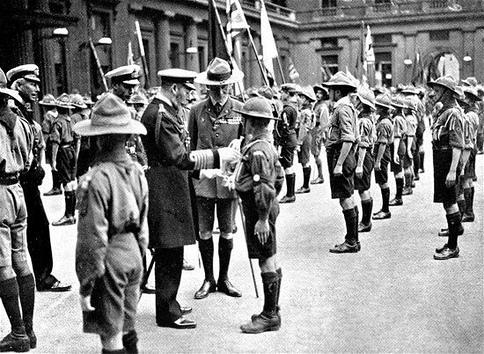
[170,43,180,68]
[321,0,337,8]
[375,52,392,87]
[321,55,338,78]
[429,30,449,41]
[373,33,392,44]
[198,46,206,72]
[321,37,338,49]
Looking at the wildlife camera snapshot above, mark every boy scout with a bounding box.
[388,96,407,206]
[310,84,330,184]
[323,72,360,253]
[372,94,394,220]
[0,68,35,352]
[353,86,376,232]
[51,93,77,226]
[427,76,465,260]
[74,93,148,353]
[402,98,418,195]
[234,97,284,333]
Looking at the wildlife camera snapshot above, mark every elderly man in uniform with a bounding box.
[189,58,244,300]
[0,68,35,352]
[323,71,360,253]
[234,97,285,334]
[39,94,61,196]
[428,76,465,260]
[74,93,148,354]
[277,83,299,203]
[51,93,78,226]
[141,68,240,328]
[7,64,71,293]
[310,84,330,185]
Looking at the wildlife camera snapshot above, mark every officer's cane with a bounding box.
[139,250,155,301]
[237,198,259,298]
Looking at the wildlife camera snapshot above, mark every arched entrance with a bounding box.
[423,49,461,83]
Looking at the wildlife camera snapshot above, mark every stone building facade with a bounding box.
[0,0,483,98]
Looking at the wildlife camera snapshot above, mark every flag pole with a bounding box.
[276,57,286,84]
[89,38,109,92]
[246,28,270,86]
[210,0,246,100]
[135,20,150,88]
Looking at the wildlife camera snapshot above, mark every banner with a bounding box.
[226,0,249,57]
[208,0,230,61]
[288,57,299,82]
[260,0,278,80]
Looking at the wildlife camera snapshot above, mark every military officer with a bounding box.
[323,72,360,253]
[372,94,394,221]
[0,67,35,352]
[74,93,148,354]
[7,64,71,293]
[234,97,284,334]
[141,68,240,328]
[39,94,61,196]
[427,76,465,260]
[51,93,77,226]
[189,58,244,300]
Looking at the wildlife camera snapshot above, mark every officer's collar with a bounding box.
[209,95,229,107]
[154,92,175,108]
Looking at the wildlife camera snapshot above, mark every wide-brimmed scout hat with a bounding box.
[105,65,141,86]
[322,71,358,89]
[70,93,87,109]
[39,94,57,107]
[0,68,23,102]
[73,93,146,136]
[461,77,478,87]
[391,96,407,109]
[6,64,40,84]
[280,83,300,93]
[55,93,75,109]
[298,86,316,102]
[195,57,243,86]
[233,97,278,120]
[158,68,197,90]
[463,86,481,101]
[401,85,419,95]
[356,86,376,110]
[375,93,393,110]
[313,84,328,95]
[427,75,460,96]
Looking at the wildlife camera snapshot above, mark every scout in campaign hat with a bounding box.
[105,64,141,86]
[322,71,358,89]
[73,93,146,136]
[427,75,460,97]
[39,94,57,107]
[6,64,40,84]
[356,86,376,110]
[55,93,75,109]
[70,93,88,109]
[234,96,279,120]
[0,68,23,102]
[297,86,317,102]
[158,68,197,89]
[195,57,243,86]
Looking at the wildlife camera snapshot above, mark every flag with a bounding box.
[288,57,299,82]
[226,0,249,57]
[365,25,375,87]
[411,50,424,85]
[355,21,367,85]
[208,0,230,61]
[321,60,333,82]
[260,0,278,80]
[127,41,134,65]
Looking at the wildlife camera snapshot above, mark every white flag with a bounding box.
[260,0,278,78]
[365,25,375,63]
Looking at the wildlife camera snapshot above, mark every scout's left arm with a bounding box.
[446,111,464,187]
[251,150,276,245]
[137,173,149,256]
[334,106,356,176]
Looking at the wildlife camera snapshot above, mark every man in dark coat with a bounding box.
[141,68,240,329]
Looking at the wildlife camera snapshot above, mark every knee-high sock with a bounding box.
[218,237,233,281]
[261,272,279,316]
[343,208,358,244]
[381,187,390,212]
[361,198,373,225]
[0,278,25,335]
[198,238,215,282]
[17,274,35,332]
[395,178,404,198]
[446,212,463,249]
[302,167,311,188]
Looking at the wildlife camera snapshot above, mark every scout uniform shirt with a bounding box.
[375,112,394,147]
[297,104,315,145]
[405,112,418,150]
[325,95,358,148]
[431,98,464,150]
[393,112,407,156]
[463,106,479,150]
[276,102,298,146]
[188,96,243,199]
[75,151,148,298]
[357,111,376,150]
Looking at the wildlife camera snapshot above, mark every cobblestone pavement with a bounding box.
[1,135,482,353]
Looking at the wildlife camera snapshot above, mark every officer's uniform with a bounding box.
[0,67,35,352]
[74,93,148,352]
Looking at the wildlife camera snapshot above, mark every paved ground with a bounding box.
[1,133,483,353]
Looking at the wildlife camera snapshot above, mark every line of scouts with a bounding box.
[1,54,483,353]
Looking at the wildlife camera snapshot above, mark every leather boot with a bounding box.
[419,151,425,173]
[122,330,138,354]
[241,272,280,334]
[462,188,474,222]
[194,239,216,299]
[296,167,311,193]
[280,174,296,203]
[217,238,241,297]
[0,333,30,353]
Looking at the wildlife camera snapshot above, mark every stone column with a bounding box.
[156,12,172,72]
[185,18,201,71]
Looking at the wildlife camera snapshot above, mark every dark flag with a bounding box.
[208,0,230,62]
